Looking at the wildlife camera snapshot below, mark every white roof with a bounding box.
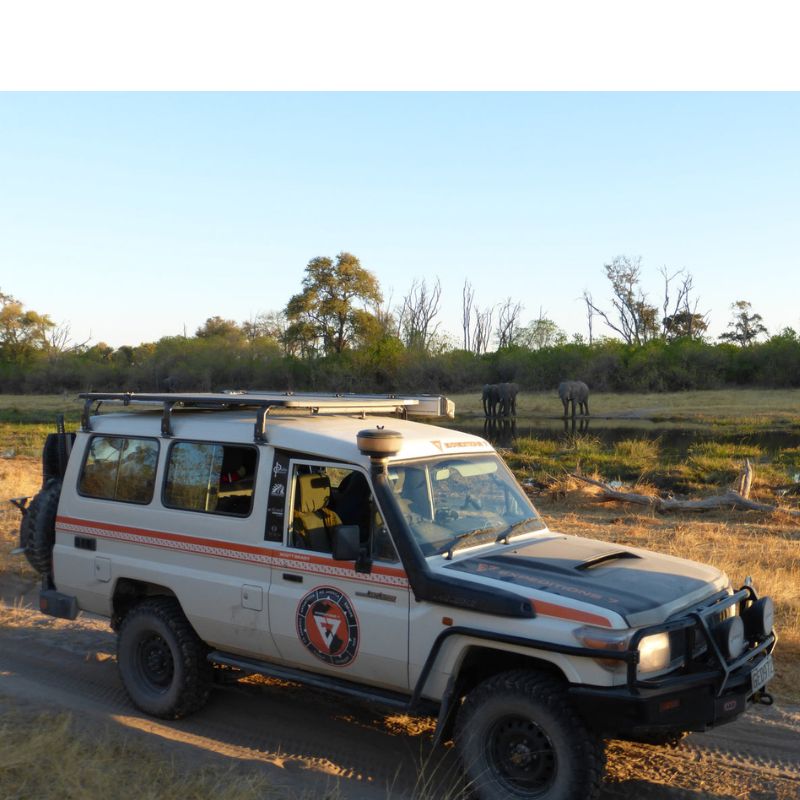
[86,409,493,464]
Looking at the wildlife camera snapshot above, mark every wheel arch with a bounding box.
[430,638,582,746]
[112,577,179,630]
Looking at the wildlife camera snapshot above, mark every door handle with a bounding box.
[282,573,303,583]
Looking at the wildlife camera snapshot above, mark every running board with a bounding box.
[207,651,428,713]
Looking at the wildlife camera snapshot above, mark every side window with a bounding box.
[79,436,159,504]
[164,442,257,517]
[289,463,399,562]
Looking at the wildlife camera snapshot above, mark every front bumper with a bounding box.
[569,584,776,737]
[569,661,770,736]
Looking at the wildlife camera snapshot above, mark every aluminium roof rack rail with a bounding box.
[78,391,455,441]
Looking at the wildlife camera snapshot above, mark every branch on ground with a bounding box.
[570,460,800,517]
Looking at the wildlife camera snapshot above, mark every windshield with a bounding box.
[385,454,545,557]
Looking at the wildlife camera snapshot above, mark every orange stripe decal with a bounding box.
[533,600,612,628]
[55,515,408,587]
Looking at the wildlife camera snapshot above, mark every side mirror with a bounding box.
[331,525,361,561]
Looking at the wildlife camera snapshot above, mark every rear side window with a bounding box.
[164,442,257,516]
[79,436,159,504]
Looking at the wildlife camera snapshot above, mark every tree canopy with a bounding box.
[0,289,55,362]
[719,301,768,347]
[285,252,383,355]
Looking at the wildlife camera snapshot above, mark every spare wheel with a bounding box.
[23,479,62,575]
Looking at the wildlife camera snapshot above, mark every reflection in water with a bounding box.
[483,417,517,448]
[564,417,590,435]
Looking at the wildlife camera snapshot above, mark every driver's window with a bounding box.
[289,463,399,562]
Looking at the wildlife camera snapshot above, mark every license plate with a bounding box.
[751,655,774,694]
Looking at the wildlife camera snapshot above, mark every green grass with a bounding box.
[0,394,84,424]
[506,433,798,495]
[0,423,68,459]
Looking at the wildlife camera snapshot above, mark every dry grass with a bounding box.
[0,708,310,800]
[0,457,41,582]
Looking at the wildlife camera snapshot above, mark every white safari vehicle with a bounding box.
[20,392,776,800]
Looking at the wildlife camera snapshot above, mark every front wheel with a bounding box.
[117,598,211,719]
[455,670,604,800]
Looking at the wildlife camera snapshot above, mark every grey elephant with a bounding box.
[482,382,519,417]
[482,384,499,417]
[497,382,519,417]
[558,380,589,417]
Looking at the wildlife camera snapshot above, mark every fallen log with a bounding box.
[570,462,800,517]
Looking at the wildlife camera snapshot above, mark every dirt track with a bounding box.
[1,573,799,800]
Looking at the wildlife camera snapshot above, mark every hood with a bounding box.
[443,533,728,627]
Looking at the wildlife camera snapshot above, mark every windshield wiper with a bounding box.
[495,518,539,545]
[438,527,500,560]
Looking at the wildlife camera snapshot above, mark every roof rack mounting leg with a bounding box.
[161,402,176,438]
[254,405,273,443]
[81,398,94,431]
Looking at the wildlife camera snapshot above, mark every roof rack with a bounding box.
[78,391,455,442]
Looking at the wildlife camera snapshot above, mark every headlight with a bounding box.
[638,632,671,674]
[714,616,745,660]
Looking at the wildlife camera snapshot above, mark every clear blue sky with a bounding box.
[1,92,798,349]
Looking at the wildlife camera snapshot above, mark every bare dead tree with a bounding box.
[582,292,595,346]
[659,266,709,340]
[462,280,475,350]
[47,322,91,354]
[496,298,524,349]
[472,305,494,355]
[397,277,442,351]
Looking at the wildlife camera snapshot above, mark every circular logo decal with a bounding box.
[296,586,360,667]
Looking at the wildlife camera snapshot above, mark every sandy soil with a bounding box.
[0,570,798,800]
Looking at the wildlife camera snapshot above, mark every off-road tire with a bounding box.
[23,479,61,575]
[117,598,212,719]
[455,669,605,800]
[42,433,68,486]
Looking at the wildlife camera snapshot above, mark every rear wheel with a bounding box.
[455,670,604,800]
[117,598,211,719]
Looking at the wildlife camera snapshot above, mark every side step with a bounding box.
[208,651,427,713]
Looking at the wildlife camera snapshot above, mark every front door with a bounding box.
[267,459,410,691]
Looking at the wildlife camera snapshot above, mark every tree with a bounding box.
[659,267,708,341]
[195,316,242,339]
[585,257,707,346]
[471,305,494,355]
[718,301,768,347]
[462,280,475,351]
[584,256,659,346]
[397,277,442,352]
[495,298,524,349]
[517,311,567,350]
[285,252,382,355]
[0,289,55,362]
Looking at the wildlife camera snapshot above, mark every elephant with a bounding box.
[558,380,589,418]
[482,384,499,418]
[482,382,519,418]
